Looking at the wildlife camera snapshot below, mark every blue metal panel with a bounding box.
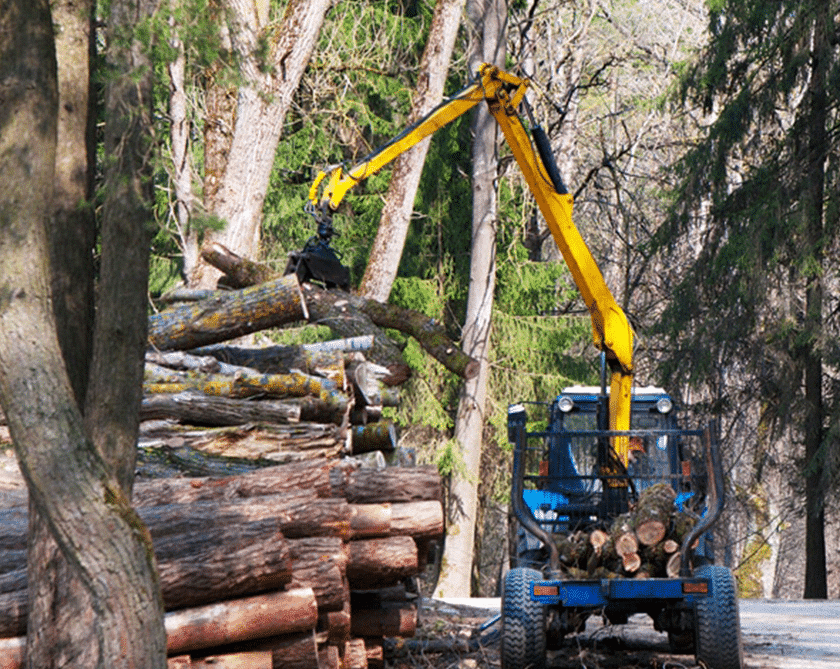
[608,579,684,599]
[530,578,711,607]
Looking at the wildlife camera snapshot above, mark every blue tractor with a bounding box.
[502,383,743,669]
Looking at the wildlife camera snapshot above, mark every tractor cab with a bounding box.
[508,386,704,569]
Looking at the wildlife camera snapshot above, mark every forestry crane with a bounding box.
[290,63,743,669]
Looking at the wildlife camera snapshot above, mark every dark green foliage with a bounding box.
[658,0,839,598]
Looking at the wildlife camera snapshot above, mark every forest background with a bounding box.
[144,0,838,601]
[2,4,840,664]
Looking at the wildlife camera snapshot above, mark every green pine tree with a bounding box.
[657,0,838,598]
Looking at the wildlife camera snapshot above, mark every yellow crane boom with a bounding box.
[307,64,635,463]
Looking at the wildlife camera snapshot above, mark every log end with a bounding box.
[462,358,480,381]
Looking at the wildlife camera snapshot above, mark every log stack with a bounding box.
[0,460,444,668]
[554,483,697,580]
[0,264,459,668]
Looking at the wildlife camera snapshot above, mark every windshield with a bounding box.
[553,404,674,492]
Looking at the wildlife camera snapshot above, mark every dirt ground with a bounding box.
[407,598,840,669]
[402,599,702,669]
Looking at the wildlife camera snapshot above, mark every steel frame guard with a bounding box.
[511,423,723,579]
[511,425,561,574]
[679,421,724,576]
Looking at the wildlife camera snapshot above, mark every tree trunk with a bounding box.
[434,0,504,598]
[0,2,167,666]
[802,0,829,600]
[191,0,332,288]
[30,0,99,664]
[358,0,467,302]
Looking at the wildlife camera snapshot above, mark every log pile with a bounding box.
[0,256,457,668]
[0,460,444,668]
[554,484,696,580]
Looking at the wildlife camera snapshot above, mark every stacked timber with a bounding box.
[0,261,463,667]
[554,483,697,580]
[0,460,444,669]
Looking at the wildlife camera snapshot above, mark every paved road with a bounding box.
[437,597,840,668]
[739,599,840,668]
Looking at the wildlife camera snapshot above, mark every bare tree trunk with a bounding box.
[434,0,505,598]
[802,0,829,600]
[358,0,467,302]
[27,0,100,665]
[168,32,199,276]
[1,0,167,665]
[190,0,332,288]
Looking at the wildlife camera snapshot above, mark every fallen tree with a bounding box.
[194,242,479,381]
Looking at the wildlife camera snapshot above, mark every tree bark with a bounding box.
[30,0,99,664]
[802,0,829,600]
[191,0,332,288]
[165,589,318,655]
[149,275,308,351]
[434,0,504,598]
[358,0,467,302]
[0,3,167,665]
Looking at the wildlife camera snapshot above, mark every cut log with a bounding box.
[632,483,675,546]
[193,652,273,669]
[141,391,304,426]
[202,241,280,288]
[666,552,682,578]
[364,639,384,669]
[140,494,353,541]
[165,588,318,655]
[302,284,478,382]
[143,370,342,403]
[190,338,373,377]
[621,552,642,574]
[318,645,340,669]
[342,639,368,669]
[148,274,307,351]
[346,536,418,588]
[136,443,278,478]
[349,361,402,405]
[350,604,417,637]
[349,501,443,540]
[286,537,349,612]
[350,422,397,454]
[335,465,443,503]
[199,243,479,381]
[132,459,352,506]
[589,529,609,551]
[268,630,320,669]
[139,422,347,464]
[319,601,351,645]
[154,525,292,611]
[0,523,294,636]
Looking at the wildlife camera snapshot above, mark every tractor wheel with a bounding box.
[694,564,744,669]
[500,567,546,669]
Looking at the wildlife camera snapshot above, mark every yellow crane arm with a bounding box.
[308,64,635,461]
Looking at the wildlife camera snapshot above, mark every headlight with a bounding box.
[656,397,673,414]
[507,404,527,443]
[557,396,575,413]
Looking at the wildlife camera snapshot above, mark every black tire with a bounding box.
[694,564,744,669]
[500,567,546,669]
